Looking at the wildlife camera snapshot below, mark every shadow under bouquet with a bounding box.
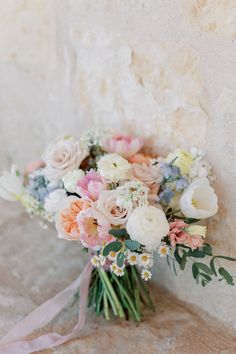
[0,130,235,353]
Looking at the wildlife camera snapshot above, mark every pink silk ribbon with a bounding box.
[0,262,93,354]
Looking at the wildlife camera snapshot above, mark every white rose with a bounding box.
[0,166,24,201]
[62,169,85,193]
[43,137,88,181]
[97,153,130,182]
[180,178,218,219]
[96,189,132,226]
[127,205,169,250]
[44,189,67,213]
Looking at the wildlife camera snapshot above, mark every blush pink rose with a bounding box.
[102,134,143,158]
[77,170,106,201]
[77,207,114,250]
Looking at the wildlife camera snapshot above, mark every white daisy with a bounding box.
[107,250,118,261]
[138,253,153,268]
[110,262,118,273]
[141,269,152,281]
[127,251,138,266]
[114,265,125,277]
[91,255,100,268]
[158,244,170,258]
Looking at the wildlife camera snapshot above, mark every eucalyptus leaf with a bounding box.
[192,263,199,279]
[174,248,182,265]
[180,252,187,270]
[117,252,125,267]
[125,239,140,251]
[102,241,122,257]
[195,262,213,275]
[109,228,127,238]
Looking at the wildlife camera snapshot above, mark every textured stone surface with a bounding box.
[0,0,236,340]
[185,0,236,38]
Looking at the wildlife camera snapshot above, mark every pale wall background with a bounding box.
[0,0,236,329]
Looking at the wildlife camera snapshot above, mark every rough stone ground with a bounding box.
[1,201,236,354]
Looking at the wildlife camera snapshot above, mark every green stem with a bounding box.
[103,292,110,320]
[111,274,141,322]
[98,268,125,318]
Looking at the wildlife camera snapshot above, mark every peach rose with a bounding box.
[128,153,152,164]
[25,160,45,175]
[56,196,90,241]
[131,163,162,194]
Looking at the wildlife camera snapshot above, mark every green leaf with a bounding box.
[218,267,234,285]
[210,258,217,276]
[108,228,127,238]
[192,263,199,279]
[202,243,213,256]
[125,239,140,251]
[180,252,187,270]
[184,218,200,224]
[117,252,125,267]
[174,248,182,265]
[188,249,206,258]
[200,273,212,282]
[102,241,122,257]
[195,262,213,275]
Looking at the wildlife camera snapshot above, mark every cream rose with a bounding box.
[96,189,132,226]
[180,178,218,219]
[97,153,131,182]
[127,205,169,250]
[43,137,88,181]
[62,169,85,193]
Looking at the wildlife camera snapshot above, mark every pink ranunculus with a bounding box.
[77,170,106,201]
[168,219,190,248]
[77,206,114,250]
[168,219,204,250]
[102,134,143,158]
[187,235,204,250]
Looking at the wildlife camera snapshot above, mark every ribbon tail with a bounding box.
[0,262,93,354]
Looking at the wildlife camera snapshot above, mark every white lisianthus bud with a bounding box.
[0,166,24,201]
[127,205,169,251]
[62,169,85,193]
[180,178,218,219]
[185,225,207,238]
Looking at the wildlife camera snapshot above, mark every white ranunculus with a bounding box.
[180,178,218,219]
[43,137,88,181]
[126,205,169,250]
[44,189,67,213]
[62,169,85,193]
[97,153,131,182]
[0,166,24,201]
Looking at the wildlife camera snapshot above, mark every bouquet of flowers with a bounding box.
[0,130,235,353]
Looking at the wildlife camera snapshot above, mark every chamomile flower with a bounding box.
[91,255,100,268]
[158,244,170,258]
[114,265,125,277]
[139,253,153,268]
[141,269,152,281]
[127,251,138,266]
[107,250,117,261]
[110,262,118,273]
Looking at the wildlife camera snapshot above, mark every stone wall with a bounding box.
[0,0,236,328]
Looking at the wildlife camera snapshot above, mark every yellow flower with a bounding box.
[166,149,193,176]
